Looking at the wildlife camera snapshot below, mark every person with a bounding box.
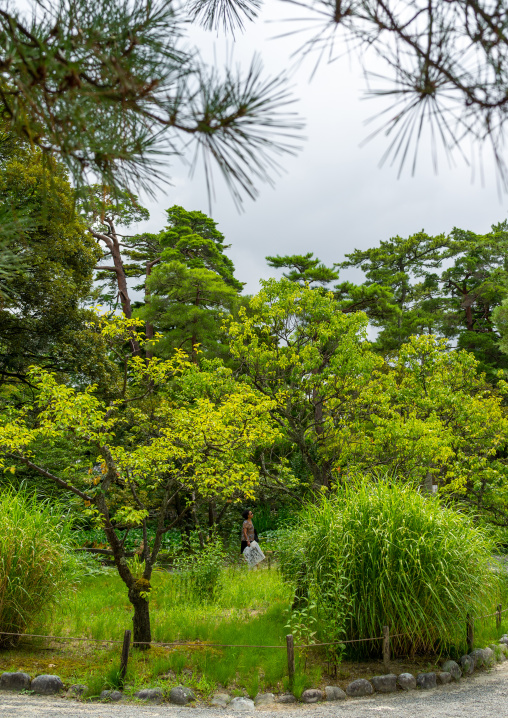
[240,509,258,554]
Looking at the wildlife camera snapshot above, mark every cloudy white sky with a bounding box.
[129,2,507,294]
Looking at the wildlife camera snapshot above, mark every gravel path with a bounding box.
[1,663,508,718]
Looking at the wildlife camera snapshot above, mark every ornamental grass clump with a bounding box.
[0,489,76,647]
[279,479,497,658]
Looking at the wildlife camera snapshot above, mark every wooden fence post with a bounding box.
[119,629,131,683]
[382,626,390,671]
[497,604,502,631]
[286,634,295,689]
[466,614,474,652]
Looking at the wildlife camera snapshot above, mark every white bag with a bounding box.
[243,540,265,567]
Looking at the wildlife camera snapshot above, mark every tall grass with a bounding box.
[279,479,498,658]
[0,488,77,647]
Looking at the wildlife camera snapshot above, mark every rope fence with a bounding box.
[0,630,398,649]
[473,606,508,621]
[1,604,506,689]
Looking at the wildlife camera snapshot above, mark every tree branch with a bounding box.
[7,453,93,501]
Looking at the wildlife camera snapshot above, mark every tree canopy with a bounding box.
[0,317,284,645]
[0,137,99,388]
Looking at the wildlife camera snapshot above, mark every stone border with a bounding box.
[1,641,507,708]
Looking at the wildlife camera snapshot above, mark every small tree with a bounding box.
[0,318,282,647]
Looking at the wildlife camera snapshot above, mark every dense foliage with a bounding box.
[0,489,77,647]
[279,480,497,658]
[2,140,508,647]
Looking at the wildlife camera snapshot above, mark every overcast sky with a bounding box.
[127,2,507,295]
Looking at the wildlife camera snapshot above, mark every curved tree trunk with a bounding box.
[128,586,152,649]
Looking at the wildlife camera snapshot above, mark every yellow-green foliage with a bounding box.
[325,335,508,500]
[0,489,76,647]
[0,316,284,508]
[226,280,508,519]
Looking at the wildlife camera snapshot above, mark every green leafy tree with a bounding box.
[322,334,508,524]
[226,279,380,489]
[343,224,508,378]
[0,141,100,387]
[155,207,242,291]
[265,252,400,321]
[141,264,240,362]
[438,224,508,377]
[83,198,244,362]
[0,317,283,646]
[226,280,508,523]
[266,252,339,287]
[341,232,448,352]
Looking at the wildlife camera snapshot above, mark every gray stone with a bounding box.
[67,684,87,697]
[31,675,64,695]
[436,672,451,685]
[460,655,475,675]
[254,692,276,707]
[0,672,31,692]
[169,686,195,705]
[483,647,495,667]
[211,692,231,707]
[470,649,486,668]
[499,643,508,657]
[301,689,322,703]
[277,693,297,703]
[442,660,462,681]
[416,672,437,689]
[229,697,255,711]
[100,690,122,702]
[136,688,164,704]
[346,679,374,697]
[370,674,397,693]
[397,673,416,691]
[499,634,508,645]
[490,645,507,662]
[324,686,346,701]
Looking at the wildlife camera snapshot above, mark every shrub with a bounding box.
[279,479,497,657]
[174,532,226,602]
[0,488,76,647]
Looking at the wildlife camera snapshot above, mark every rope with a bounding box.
[0,632,124,645]
[473,606,508,621]
[0,631,406,649]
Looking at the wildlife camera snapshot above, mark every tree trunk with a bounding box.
[192,491,205,548]
[91,226,141,355]
[128,586,152,649]
[191,288,200,363]
[145,258,160,361]
[208,500,216,537]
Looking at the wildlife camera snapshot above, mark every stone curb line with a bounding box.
[1,640,507,709]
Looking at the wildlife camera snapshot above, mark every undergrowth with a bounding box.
[11,564,299,697]
[2,519,508,699]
